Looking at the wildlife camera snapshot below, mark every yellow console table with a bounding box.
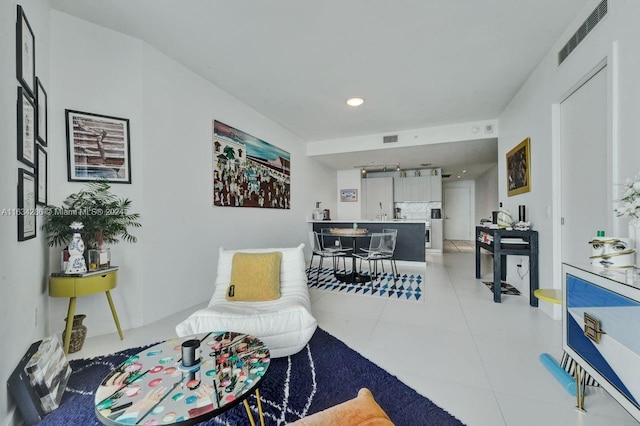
[49,267,123,354]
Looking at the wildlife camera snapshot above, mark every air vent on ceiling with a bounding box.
[558,0,607,65]
[442,174,451,179]
[383,135,398,143]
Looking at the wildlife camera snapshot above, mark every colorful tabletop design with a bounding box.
[94,332,270,425]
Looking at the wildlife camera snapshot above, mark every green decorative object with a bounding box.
[41,180,141,250]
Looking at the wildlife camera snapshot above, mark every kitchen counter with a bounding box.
[310,221,426,262]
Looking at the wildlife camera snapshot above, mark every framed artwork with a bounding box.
[506,137,531,197]
[340,189,358,202]
[36,78,47,146]
[18,168,37,241]
[16,5,36,98]
[212,120,291,209]
[65,109,132,183]
[36,145,47,205]
[18,87,36,168]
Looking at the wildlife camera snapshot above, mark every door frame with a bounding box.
[551,48,618,296]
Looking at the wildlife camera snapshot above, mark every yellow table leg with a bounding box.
[256,389,265,426]
[63,297,77,355]
[243,399,257,426]
[105,290,124,340]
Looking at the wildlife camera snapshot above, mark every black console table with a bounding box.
[475,226,539,306]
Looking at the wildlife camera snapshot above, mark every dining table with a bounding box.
[322,228,372,284]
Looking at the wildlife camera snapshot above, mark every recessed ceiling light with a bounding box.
[346,97,365,107]
[457,175,461,179]
[462,170,467,173]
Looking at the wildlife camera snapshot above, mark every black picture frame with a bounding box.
[18,168,37,241]
[65,109,132,183]
[18,87,36,168]
[16,5,36,98]
[36,78,47,146]
[36,145,47,205]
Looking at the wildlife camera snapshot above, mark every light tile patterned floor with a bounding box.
[73,252,637,426]
[444,239,475,253]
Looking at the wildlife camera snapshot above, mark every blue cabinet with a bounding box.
[563,264,640,421]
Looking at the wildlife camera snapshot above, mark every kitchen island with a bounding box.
[309,220,426,262]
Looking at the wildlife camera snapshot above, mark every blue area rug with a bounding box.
[307,266,423,301]
[37,328,462,425]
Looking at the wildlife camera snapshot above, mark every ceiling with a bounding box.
[313,138,499,179]
[50,0,587,177]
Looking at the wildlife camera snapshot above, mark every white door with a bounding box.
[444,187,471,240]
[560,66,608,264]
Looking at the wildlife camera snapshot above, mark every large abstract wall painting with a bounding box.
[212,120,290,209]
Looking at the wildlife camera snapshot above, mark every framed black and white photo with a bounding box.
[16,5,35,98]
[36,78,47,146]
[36,145,47,205]
[18,168,36,241]
[65,109,132,183]
[18,87,36,168]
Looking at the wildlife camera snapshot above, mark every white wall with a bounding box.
[307,119,499,157]
[499,0,640,318]
[336,169,362,220]
[475,164,499,222]
[140,44,336,321]
[0,1,51,422]
[48,10,146,336]
[45,10,336,330]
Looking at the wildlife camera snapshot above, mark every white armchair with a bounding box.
[175,244,317,358]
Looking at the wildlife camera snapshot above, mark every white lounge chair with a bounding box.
[175,244,317,358]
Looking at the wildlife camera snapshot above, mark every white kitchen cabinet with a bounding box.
[393,178,405,202]
[431,219,443,250]
[394,177,431,202]
[361,177,394,220]
[430,174,442,201]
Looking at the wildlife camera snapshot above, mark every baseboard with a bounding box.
[394,260,426,269]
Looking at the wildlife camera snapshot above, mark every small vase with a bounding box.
[63,314,88,353]
[66,224,87,274]
[630,219,640,269]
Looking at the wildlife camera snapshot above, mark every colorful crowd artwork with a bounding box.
[212,121,290,209]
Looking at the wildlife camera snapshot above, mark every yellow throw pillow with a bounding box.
[226,252,282,301]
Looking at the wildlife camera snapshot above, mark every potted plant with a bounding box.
[42,181,141,269]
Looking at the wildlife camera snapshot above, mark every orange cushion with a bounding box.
[226,252,282,301]
[289,388,393,425]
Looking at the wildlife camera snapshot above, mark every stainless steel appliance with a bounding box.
[425,220,432,248]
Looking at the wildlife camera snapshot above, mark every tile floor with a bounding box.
[70,252,638,425]
[444,239,476,253]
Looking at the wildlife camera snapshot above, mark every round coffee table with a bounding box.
[94,331,270,426]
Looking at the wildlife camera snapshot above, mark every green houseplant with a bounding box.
[42,181,141,250]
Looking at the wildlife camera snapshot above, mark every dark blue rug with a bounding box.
[308,267,423,301]
[37,328,463,425]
